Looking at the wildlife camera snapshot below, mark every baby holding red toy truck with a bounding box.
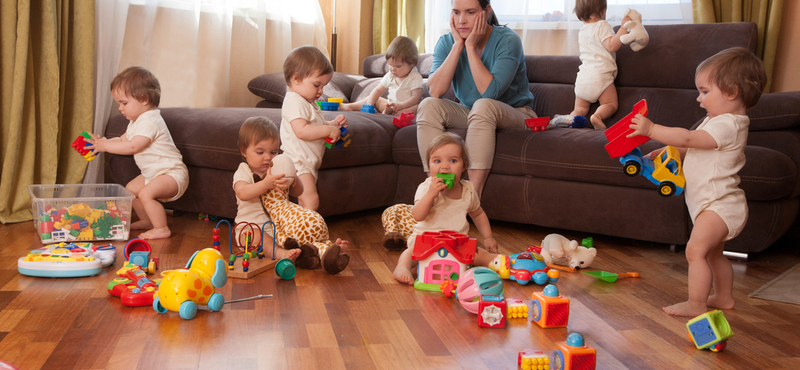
[88,66,188,240]
[550,0,631,130]
[233,116,302,263]
[384,133,499,285]
[628,47,767,316]
[341,36,424,116]
[280,46,348,211]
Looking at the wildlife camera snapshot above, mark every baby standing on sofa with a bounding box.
[341,36,424,115]
[281,46,348,211]
[628,47,767,316]
[88,66,188,240]
[550,0,630,130]
[233,116,302,262]
[388,132,499,285]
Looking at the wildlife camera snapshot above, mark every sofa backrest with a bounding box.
[358,23,758,129]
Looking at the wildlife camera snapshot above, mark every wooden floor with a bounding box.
[1,210,800,370]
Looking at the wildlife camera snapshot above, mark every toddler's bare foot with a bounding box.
[131,220,153,230]
[590,115,607,130]
[393,264,415,285]
[707,295,735,310]
[281,248,302,263]
[663,301,707,317]
[334,238,350,251]
[138,227,171,240]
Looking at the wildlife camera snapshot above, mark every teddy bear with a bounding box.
[620,8,649,52]
[540,233,596,270]
[260,154,350,274]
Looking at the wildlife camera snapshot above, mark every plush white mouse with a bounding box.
[540,233,597,270]
[620,8,649,52]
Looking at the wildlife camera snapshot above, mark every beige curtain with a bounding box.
[373,0,426,54]
[693,0,783,92]
[0,0,95,223]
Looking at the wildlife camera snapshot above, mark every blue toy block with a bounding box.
[687,310,734,350]
[319,102,339,111]
[129,251,151,268]
[361,104,376,114]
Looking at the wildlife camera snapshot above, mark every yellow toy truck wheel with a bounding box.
[624,161,641,177]
[658,182,675,197]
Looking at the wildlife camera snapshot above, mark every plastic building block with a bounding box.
[506,298,528,319]
[71,132,96,161]
[319,102,340,111]
[327,98,343,104]
[478,294,506,328]
[581,237,593,249]
[518,350,550,370]
[129,251,151,268]
[604,99,650,158]
[525,117,550,131]
[325,126,352,149]
[393,112,415,128]
[529,284,569,328]
[687,310,733,351]
[436,173,455,188]
[552,333,596,370]
[361,104,376,113]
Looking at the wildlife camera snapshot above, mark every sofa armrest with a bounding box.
[248,72,366,106]
[748,91,800,131]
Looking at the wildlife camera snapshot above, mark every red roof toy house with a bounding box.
[412,230,476,291]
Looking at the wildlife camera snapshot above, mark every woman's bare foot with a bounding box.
[340,103,355,111]
[393,264,415,285]
[707,295,735,310]
[663,301,708,317]
[130,220,153,230]
[590,115,607,130]
[138,227,171,240]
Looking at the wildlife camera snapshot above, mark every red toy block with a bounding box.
[393,112,416,128]
[478,294,506,328]
[525,117,550,131]
[71,132,96,161]
[604,99,650,158]
[40,221,54,233]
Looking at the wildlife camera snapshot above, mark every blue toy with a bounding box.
[361,104,376,113]
[488,251,559,286]
[620,146,685,197]
[325,126,351,149]
[687,310,733,351]
[318,102,340,111]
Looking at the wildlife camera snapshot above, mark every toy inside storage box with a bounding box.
[28,184,134,244]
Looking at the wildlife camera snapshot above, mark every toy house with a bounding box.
[412,230,476,291]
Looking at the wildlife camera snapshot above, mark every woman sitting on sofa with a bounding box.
[418,0,536,198]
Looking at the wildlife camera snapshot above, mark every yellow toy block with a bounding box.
[68,203,92,218]
[327,98,343,104]
[78,228,94,240]
[507,298,529,319]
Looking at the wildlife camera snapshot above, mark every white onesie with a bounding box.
[406,178,481,250]
[380,67,424,104]
[574,20,617,103]
[683,114,749,240]
[280,91,327,180]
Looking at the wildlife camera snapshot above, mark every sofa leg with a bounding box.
[722,251,749,261]
[669,244,685,253]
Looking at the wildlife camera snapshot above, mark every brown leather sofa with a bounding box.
[106,23,800,257]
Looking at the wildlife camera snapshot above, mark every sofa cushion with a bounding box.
[248,72,366,105]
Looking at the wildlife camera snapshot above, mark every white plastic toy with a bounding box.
[18,242,116,277]
[620,8,649,52]
[540,234,596,270]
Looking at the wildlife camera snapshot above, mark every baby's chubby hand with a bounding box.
[627,114,655,138]
[86,133,108,152]
[261,168,290,192]
[426,175,449,197]
[484,237,498,254]
[332,115,347,128]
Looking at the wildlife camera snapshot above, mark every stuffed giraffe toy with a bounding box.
[381,204,416,251]
[259,154,350,274]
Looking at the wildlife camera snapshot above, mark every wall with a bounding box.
[318,0,373,75]
[772,0,800,93]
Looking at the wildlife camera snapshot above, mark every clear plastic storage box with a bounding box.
[28,184,135,244]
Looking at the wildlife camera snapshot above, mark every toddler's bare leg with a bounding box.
[296,173,319,211]
[392,248,416,285]
[589,85,619,129]
[126,176,151,230]
[135,175,179,240]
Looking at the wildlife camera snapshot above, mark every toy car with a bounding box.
[620,146,685,197]
[491,251,558,286]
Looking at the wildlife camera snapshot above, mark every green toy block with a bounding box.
[41,233,51,240]
[70,229,80,237]
[40,214,51,222]
[436,173,455,188]
[582,237,593,249]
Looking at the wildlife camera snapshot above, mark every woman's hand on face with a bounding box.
[449,13,465,47]
[465,10,486,49]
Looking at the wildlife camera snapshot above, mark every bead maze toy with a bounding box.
[455,267,504,314]
[153,248,228,320]
[325,126,351,149]
[552,333,596,370]
[393,111,415,128]
[412,231,476,292]
[687,310,733,352]
[71,131,96,161]
[212,219,292,279]
[107,262,161,307]
[529,284,569,328]
[18,242,116,278]
[604,99,649,158]
[478,294,506,328]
